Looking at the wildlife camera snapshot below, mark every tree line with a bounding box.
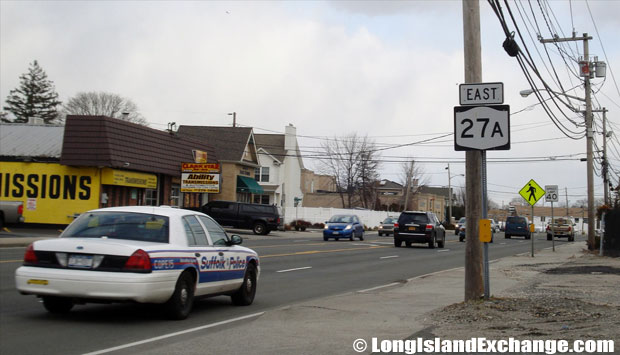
[2,60,147,125]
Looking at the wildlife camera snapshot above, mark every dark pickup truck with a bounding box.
[201,201,283,235]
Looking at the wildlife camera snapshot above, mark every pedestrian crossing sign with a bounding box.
[519,179,545,206]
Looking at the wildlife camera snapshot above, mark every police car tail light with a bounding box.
[24,244,38,265]
[124,249,152,272]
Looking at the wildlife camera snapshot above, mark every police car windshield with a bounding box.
[63,212,170,243]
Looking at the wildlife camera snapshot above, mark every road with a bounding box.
[0,229,583,355]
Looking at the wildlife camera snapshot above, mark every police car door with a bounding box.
[197,215,246,293]
[182,215,222,295]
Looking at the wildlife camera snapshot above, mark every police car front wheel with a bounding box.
[232,263,257,306]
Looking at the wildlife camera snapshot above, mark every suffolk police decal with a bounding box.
[201,255,247,270]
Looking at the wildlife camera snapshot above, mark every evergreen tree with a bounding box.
[4,60,62,124]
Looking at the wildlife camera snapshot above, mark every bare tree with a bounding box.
[319,133,381,209]
[399,159,428,210]
[63,92,148,125]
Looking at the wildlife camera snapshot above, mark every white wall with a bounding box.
[286,206,396,229]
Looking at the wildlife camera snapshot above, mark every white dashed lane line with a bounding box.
[379,255,399,259]
[276,266,312,273]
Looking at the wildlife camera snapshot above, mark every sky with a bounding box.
[2,0,620,208]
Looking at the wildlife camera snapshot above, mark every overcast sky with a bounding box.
[2,0,619,207]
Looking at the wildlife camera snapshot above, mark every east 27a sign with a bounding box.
[454,105,510,151]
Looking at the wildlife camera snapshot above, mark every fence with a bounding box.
[284,206,395,229]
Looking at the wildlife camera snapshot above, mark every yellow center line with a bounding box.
[261,245,387,258]
[1,259,22,264]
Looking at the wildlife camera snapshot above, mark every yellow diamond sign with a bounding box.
[519,179,545,206]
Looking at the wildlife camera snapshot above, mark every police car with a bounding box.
[15,206,260,320]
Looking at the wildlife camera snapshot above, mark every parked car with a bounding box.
[201,201,282,235]
[546,217,575,241]
[394,211,445,248]
[15,206,260,319]
[378,216,397,236]
[323,214,364,241]
[0,200,25,228]
[455,217,466,235]
[505,216,531,239]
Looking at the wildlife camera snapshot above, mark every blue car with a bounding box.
[323,214,364,241]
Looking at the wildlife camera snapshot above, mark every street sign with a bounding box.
[459,82,504,105]
[454,105,510,151]
[545,185,559,202]
[519,179,545,206]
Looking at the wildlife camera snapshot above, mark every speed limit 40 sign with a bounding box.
[545,185,559,202]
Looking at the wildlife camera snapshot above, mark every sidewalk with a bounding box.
[122,242,617,355]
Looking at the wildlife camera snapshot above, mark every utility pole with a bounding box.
[403,160,415,210]
[462,0,483,301]
[446,164,452,224]
[540,33,595,249]
[566,187,569,217]
[602,108,609,205]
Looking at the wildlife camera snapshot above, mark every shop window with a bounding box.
[145,189,158,206]
[253,194,270,204]
[170,185,180,207]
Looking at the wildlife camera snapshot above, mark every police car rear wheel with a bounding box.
[165,271,195,320]
[232,263,257,306]
[43,296,74,314]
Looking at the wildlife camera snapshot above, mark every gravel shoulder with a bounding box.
[424,251,620,347]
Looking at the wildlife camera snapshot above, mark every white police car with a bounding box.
[15,206,259,320]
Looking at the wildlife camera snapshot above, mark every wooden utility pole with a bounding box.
[462,0,483,301]
[403,160,415,210]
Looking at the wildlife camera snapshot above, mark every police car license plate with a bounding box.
[68,254,93,268]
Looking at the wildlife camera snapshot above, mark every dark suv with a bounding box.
[394,211,445,248]
[201,201,282,235]
[505,216,530,239]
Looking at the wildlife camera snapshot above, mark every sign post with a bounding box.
[457,81,510,300]
[519,179,545,257]
[479,219,492,299]
[545,185,559,252]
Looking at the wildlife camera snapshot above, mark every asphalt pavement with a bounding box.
[1,226,609,355]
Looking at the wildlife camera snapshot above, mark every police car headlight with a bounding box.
[345,225,352,230]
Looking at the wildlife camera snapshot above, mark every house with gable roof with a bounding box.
[253,124,304,208]
[177,125,264,203]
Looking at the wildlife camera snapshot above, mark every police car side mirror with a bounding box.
[228,235,243,246]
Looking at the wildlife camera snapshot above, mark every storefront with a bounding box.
[0,162,100,224]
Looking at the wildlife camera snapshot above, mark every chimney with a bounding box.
[284,123,297,152]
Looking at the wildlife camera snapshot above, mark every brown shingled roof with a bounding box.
[254,134,286,162]
[60,116,217,176]
[177,126,253,162]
